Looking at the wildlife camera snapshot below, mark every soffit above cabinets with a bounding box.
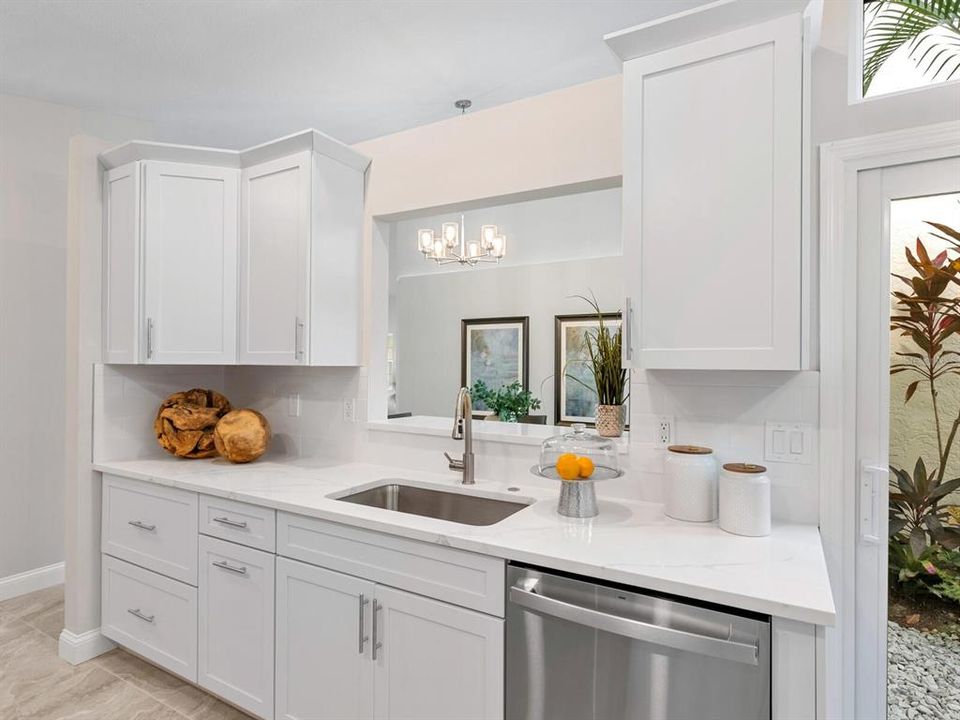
[604,0,810,62]
[99,128,371,174]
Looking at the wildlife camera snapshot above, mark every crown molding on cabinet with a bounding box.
[99,129,370,174]
[604,0,810,61]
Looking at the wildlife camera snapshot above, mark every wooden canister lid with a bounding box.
[723,463,767,474]
[667,445,713,455]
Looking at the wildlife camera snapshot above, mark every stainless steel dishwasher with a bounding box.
[506,565,770,720]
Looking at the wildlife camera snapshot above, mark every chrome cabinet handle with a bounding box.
[212,560,248,576]
[509,585,759,666]
[294,317,305,361]
[212,516,248,529]
[372,599,383,660]
[127,608,155,623]
[128,520,156,531]
[146,317,154,360]
[358,594,370,654]
[623,297,634,364]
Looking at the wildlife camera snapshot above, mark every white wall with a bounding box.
[0,94,151,580]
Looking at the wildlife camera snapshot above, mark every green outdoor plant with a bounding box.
[889,218,960,602]
[863,0,960,94]
[567,294,629,407]
[470,380,541,423]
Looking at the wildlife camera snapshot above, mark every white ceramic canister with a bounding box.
[719,463,771,537]
[664,445,718,522]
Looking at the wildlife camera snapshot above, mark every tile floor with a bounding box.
[0,585,252,719]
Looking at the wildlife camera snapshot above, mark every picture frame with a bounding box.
[461,316,530,415]
[554,312,628,427]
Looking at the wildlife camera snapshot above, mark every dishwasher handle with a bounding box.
[509,585,759,666]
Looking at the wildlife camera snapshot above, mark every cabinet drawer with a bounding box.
[199,536,275,719]
[102,474,198,584]
[101,554,197,682]
[200,495,276,552]
[277,513,505,616]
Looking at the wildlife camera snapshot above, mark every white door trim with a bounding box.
[818,120,960,720]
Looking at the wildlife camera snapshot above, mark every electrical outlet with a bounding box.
[343,398,356,423]
[287,393,300,417]
[656,416,673,446]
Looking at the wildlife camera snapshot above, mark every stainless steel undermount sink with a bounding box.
[335,482,531,526]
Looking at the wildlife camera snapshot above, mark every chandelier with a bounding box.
[417,215,507,266]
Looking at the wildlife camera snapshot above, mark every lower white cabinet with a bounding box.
[101,554,198,682]
[373,585,504,720]
[276,557,504,720]
[276,558,375,720]
[198,535,275,719]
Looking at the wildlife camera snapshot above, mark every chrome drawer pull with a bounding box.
[128,520,156,532]
[127,608,155,623]
[358,594,370,654]
[213,516,248,529]
[212,560,248,576]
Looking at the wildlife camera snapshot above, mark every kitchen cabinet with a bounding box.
[374,584,503,720]
[615,12,804,370]
[99,130,368,367]
[142,162,239,364]
[275,558,375,720]
[239,149,365,366]
[198,536,275,719]
[102,162,141,364]
[275,557,503,720]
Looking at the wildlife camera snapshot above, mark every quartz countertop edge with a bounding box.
[93,457,836,626]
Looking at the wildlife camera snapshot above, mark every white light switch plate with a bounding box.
[764,422,814,464]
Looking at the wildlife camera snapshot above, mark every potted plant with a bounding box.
[470,380,543,423]
[570,294,629,437]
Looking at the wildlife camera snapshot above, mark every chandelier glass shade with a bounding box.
[417,215,506,266]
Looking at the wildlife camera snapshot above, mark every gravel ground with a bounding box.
[888,621,960,719]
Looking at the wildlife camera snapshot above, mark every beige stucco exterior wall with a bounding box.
[889,193,960,488]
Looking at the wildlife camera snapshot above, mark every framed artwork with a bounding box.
[554,313,628,426]
[461,317,529,415]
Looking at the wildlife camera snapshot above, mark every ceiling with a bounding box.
[0,0,710,148]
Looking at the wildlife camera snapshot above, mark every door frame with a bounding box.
[818,120,960,720]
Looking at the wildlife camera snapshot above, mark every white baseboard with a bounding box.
[59,628,115,665]
[0,561,65,602]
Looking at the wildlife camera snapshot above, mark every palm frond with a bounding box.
[863,0,960,93]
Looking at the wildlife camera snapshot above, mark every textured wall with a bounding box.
[889,193,960,489]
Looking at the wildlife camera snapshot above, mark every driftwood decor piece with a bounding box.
[154,389,232,458]
[214,409,272,463]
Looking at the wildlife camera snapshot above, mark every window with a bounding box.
[861,0,960,99]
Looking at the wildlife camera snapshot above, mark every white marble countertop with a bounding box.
[93,457,836,626]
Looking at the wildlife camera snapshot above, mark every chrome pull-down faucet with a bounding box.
[444,387,476,485]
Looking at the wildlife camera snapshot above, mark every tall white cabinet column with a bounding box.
[609,5,807,370]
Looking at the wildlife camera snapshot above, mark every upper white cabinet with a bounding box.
[100,130,369,366]
[143,162,239,364]
[611,8,806,370]
[239,149,365,366]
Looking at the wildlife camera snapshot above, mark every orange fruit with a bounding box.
[555,454,581,481]
[577,456,595,479]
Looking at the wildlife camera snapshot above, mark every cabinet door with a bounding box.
[198,536,275,719]
[374,586,503,720]
[239,152,310,365]
[142,161,238,364]
[102,162,141,363]
[275,557,374,720]
[622,14,802,370]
